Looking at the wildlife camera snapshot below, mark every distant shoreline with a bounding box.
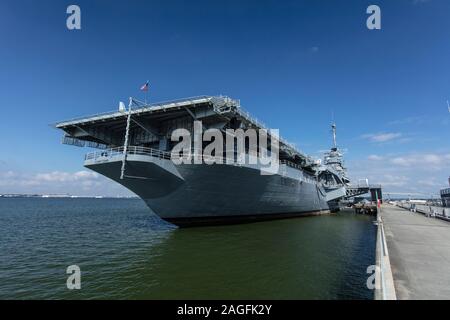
[0,194,139,199]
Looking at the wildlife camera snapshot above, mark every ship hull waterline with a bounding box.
[85,155,333,227]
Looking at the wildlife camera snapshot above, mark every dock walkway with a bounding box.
[381,205,450,299]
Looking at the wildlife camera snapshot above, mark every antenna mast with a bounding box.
[331,123,337,149]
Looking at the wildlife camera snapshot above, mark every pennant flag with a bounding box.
[140,81,149,92]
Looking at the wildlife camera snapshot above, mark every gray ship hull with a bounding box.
[85,154,331,227]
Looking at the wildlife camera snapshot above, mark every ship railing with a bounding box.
[133,95,212,108]
[85,146,171,161]
[171,150,269,165]
[280,159,303,171]
[85,146,312,174]
[174,153,306,170]
[56,96,214,127]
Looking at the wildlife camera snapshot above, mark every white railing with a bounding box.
[375,215,397,300]
[280,159,303,171]
[56,96,213,127]
[85,146,171,161]
[85,146,315,175]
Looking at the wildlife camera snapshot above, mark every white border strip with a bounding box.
[375,212,397,300]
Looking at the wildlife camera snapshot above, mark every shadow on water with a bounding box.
[107,212,376,299]
[333,210,377,300]
[0,199,376,299]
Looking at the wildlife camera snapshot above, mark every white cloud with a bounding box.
[388,114,448,127]
[377,174,410,188]
[389,157,409,166]
[35,170,98,182]
[361,132,402,143]
[368,155,384,161]
[0,170,99,187]
[1,170,15,178]
[390,153,450,169]
[388,116,427,126]
[0,170,132,197]
[348,151,450,195]
[417,178,440,187]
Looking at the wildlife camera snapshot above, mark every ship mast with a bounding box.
[331,123,337,149]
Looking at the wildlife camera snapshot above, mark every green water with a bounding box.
[0,198,376,299]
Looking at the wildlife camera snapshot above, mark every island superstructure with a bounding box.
[55,96,350,226]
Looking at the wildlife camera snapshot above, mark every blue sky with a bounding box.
[0,0,449,197]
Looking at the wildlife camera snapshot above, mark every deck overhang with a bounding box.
[55,95,317,168]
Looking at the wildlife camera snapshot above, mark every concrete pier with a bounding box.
[380,205,450,299]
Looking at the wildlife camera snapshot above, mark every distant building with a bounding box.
[441,177,450,207]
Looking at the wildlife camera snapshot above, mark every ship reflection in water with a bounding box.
[0,198,376,299]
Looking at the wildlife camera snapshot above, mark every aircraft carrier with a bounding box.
[55,96,350,226]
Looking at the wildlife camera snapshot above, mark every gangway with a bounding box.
[346,183,382,202]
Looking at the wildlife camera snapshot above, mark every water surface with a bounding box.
[0,198,376,299]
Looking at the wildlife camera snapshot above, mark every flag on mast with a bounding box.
[140,81,149,92]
